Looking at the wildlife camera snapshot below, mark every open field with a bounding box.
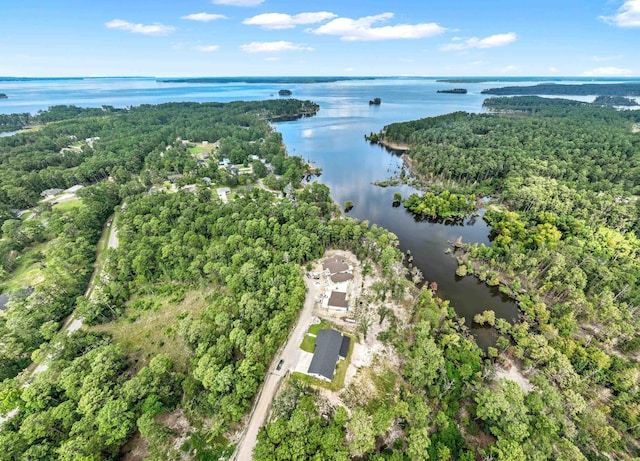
[94,287,213,373]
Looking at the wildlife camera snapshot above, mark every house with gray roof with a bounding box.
[307,329,351,381]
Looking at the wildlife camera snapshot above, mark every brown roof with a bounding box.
[323,257,348,274]
[331,272,354,283]
[328,291,348,308]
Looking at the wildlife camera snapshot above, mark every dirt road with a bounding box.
[232,275,320,460]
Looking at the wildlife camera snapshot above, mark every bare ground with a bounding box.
[494,357,533,393]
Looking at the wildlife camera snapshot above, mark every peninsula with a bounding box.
[481,82,640,96]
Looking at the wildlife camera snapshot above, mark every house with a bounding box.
[85,137,100,148]
[307,329,351,381]
[217,187,231,203]
[202,177,212,186]
[202,151,210,159]
[0,293,10,312]
[218,158,231,167]
[40,188,63,198]
[326,291,349,312]
[249,154,260,161]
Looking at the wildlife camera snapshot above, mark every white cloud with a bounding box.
[194,45,220,52]
[240,41,313,53]
[599,0,640,27]
[592,54,623,62]
[440,32,517,50]
[212,0,264,6]
[500,65,520,73]
[549,67,558,73]
[311,13,445,41]
[105,19,175,35]
[243,12,336,29]
[182,13,226,22]
[582,66,633,76]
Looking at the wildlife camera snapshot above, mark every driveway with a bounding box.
[232,275,320,460]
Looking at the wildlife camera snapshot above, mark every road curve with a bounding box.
[232,275,320,460]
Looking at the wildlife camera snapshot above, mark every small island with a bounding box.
[0,93,7,99]
[437,88,467,94]
[278,89,292,96]
[369,97,381,105]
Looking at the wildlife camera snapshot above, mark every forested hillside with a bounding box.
[375,97,640,460]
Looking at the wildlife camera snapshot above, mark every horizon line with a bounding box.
[1,75,640,79]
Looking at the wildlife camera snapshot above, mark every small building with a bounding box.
[327,291,348,312]
[219,158,231,166]
[307,329,351,381]
[182,184,197,194]
[249,154,260,161]
[202,151,210,159]
[167,174,183,184]
[85,137,100,148]
[217,187,231,203]
[0,293,10,312]
[41,188,63,198]
[202,177,212,186]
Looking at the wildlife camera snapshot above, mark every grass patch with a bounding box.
[53,198,82,212]
[300,319,333,353]
[93,287,213,373]
[188,146,210,155]
[308,320,333,336]
[292,333,355,392]
[0,239,54,292]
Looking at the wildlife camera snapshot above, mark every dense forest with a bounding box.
[481,82,640,96]
[2,95,639,460]
[375,96,640,460]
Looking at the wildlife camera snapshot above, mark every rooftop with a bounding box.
[308,329,344,381]
[323,257,349,274]
[331,272,354,283]
[328,291,348,308]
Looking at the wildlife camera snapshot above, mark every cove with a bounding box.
[273,80,520,348]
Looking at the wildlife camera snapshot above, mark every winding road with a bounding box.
[231,276,321,460]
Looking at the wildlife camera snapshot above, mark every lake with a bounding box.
[2,76,608,346]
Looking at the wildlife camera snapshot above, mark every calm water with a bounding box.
[2,76,609,346]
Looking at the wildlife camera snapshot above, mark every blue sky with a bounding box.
[1,0,638,77]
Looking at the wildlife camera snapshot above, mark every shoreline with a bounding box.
[378,138,410,151]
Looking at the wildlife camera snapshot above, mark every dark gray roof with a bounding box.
[323,257,349,274]
[308,329,343,381]
[0,293,9,311]
[339,335,351,359]
[328,291,348,308]
[330,272,353,283]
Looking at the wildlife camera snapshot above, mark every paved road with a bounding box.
[107,218,119,250]
[232,276,321,461]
